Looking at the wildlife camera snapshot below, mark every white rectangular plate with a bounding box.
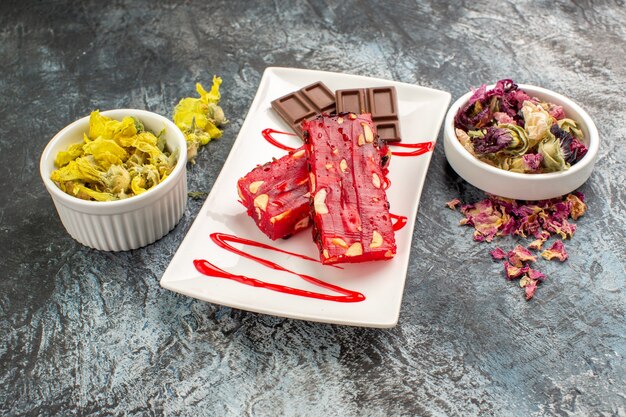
[160,67,451,327]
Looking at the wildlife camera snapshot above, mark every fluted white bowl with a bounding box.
[40,109,188,251]
[443,84,599,200]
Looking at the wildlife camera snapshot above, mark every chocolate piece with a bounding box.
[271,82,336,137]
[335,86,401,142]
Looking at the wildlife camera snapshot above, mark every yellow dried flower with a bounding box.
[50,111,176,201]
[173,76,228,163]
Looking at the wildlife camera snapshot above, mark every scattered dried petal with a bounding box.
[490,247,507,260]
[452,192,586,303]
[566,193,587,220]
[528,238,545,250]
[504,262,527,280]
[526,267,546,282]
[520,277,539,300]
[541,240,569,262]
[446,198,461,210]
[458,193,584,243]
[508,245,537,267]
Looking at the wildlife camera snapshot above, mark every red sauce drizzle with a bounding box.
[390,213,408,231]
[390,141,434,157]
[193,233,365,303]
[261,128,299,152]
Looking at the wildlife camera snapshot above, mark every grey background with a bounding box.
[1,0,624,416]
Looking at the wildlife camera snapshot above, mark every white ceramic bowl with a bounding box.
[40,109,188,251]
[443,84,599,200]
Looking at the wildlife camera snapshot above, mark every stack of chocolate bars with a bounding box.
[237,82,401,265]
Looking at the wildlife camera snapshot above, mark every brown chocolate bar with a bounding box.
[335,87,401,142]
[271,82,336,137]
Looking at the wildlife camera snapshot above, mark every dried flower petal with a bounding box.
[550,124,587,165]
[547,103,566,120]
[520,277,539,300]
[490,247,507,260]
[472,127,513,154]
[543,212,577,239]
[541,240,569,262]
[454,79,528,131]
[539,132,570,173]
[504,262,528,280]
[493,112,514,124]
[461,199,512,242]
[455,128,475,155]
[570,138,588,161]
[508,244,537,267]
[526,267,546,281]
[566,193,587,220]
[173,76,227,163]
[521,153,543,172]
[521,100,553,147]
[558,118,584,140]
[528,238,545,250]
[446,198,461,210]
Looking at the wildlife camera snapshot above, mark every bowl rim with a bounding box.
[444,83,599,181]
[40,108,188,211]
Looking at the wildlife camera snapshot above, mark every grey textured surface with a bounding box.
[1,0,625,415]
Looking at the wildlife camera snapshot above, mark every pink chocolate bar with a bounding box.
[237,148,310,240]
[303,113,397,264]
